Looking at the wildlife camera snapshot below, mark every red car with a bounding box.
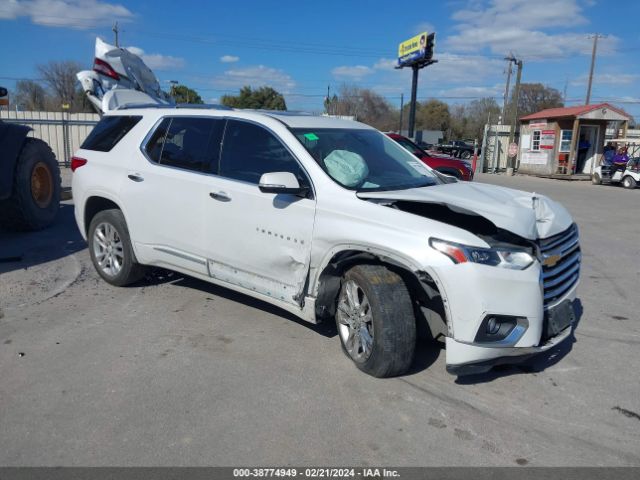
[386,133,473,181]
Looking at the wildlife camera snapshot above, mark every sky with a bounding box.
[1,0,639,118]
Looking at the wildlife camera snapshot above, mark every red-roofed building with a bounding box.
[517,103,631,176]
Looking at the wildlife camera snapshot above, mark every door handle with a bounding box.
[209,191,231,202]
[127,173,144,182]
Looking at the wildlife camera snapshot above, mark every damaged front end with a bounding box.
[357,182,580,375]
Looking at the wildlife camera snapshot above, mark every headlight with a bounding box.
[430,238,534,270]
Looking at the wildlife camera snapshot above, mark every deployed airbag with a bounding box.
[323,150,368,187]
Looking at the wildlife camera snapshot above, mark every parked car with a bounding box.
[386,133,473,180]
[72,107,580,377]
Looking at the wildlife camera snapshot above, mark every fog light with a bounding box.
[486,317,500,334]
[474,315,528,345]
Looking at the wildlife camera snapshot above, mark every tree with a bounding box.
[37,60,85,111]
[465,97,501,140]
[221,86,287,110]
[15,80,49,111]
[171,85,203,104]
[326,84,398,130]
[416,99,450,132]
[509,83,563,120]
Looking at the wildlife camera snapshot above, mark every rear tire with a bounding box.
[461,150,472,159]
[0,138,61,231]
[335,265,416,378]
[622,176,637,189]
[592,173,602,185]
[88,209,146,286]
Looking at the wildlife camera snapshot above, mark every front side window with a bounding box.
[144,117,224,173]
[531,130,541,151]
[219,120,306,185]
[82,115,142,152]
[292,128,440,192]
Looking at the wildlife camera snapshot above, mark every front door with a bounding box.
[204,119,316,305]
[577,125,599,174]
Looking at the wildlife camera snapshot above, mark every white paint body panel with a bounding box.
[72,108,580,373]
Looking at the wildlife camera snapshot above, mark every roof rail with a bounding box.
[115,102,233,111]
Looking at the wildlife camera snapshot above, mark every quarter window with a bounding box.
[531,130,541,151]
[219,120,306,185]
[81,115,141,152]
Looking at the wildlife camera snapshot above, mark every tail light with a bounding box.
[93,58,120,80]
[71,156,87,172]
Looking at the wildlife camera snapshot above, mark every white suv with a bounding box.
[72,107,580,377]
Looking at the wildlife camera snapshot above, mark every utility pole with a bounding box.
[507,59,523,172]
[586,34,606,105]
[112,21,120,47]
[399,93,404,133]
[502,54,514,121]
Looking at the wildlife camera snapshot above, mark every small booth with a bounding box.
[517,103,631,176]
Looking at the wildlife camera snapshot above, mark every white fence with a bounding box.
[0,110,99,166]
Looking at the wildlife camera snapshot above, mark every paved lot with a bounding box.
[1,174,639,466]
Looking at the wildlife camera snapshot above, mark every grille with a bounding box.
[538,223,581,308]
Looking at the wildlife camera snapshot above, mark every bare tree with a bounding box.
[15,80,49,111]
[331,84,398,130]
[37,60,84,111]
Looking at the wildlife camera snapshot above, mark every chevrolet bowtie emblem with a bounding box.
[542,254,562,268]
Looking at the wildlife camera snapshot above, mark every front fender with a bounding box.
[0,122,31,199]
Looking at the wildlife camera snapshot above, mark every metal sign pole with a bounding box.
[408,66,419,139]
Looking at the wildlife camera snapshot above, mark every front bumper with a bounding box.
[430,249,579,376]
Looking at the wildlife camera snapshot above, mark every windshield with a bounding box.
[291,128,440,191]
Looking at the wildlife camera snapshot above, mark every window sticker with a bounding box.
[408,161,429,175]
[303,133,319,141]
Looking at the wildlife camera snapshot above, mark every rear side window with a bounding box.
[144,117,224,173]
[81,115,142,152]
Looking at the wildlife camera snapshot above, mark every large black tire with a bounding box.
[0,138,61,231]
[335,264,416,377]
[622,176,637,189]
[87,209,146,287]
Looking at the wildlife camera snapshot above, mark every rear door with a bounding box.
[120,115,224,275]
[203,119,316,305]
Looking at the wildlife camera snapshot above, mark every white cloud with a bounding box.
[213,65,296,92]
[413,21,435,34]
[436,84,503,98]
[444,0,619,60]
[331,65,374,80]
[126,46,185,70]
[0,0,133,28]
[220,55,239,63]
[373,58,398,71]
[570,73,640,86]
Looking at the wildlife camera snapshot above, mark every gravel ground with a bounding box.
[0,173,639,466]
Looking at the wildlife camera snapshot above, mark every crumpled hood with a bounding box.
[357,181,573,240]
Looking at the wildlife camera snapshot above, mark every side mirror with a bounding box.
[0,87,7,97]
[258,172,308,196]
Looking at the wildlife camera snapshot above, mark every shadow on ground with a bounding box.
[0,204,85,274]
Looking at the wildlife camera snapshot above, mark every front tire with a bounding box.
[88,209,146,286]
[622,176,637,189]
[592,172,602,185]
[335,265,416,377]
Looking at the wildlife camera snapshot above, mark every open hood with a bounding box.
[357,181,573,240]
[77,37,173,113]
